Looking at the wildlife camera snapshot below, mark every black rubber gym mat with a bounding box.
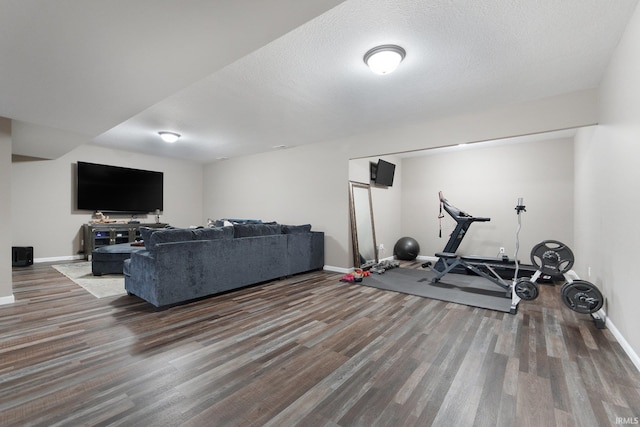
[360,267,513,313]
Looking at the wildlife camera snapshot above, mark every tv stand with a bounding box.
[82,223,167,260]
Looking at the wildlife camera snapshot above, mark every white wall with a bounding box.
[203,90,597,270]
[4,90,599,271]
[11,144,204,261]
[574,2,640,366]
[401,138,574,260]
[203,142,351,269]
[0,118,12,303]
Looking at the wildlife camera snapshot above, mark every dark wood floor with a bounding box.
[1,261,639,426]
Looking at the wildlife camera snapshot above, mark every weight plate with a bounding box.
[514,278,539,301]
[560,280,603,314]
[530,240,575,275]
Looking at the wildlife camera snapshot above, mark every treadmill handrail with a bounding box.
[473,217,491,222]
[439,191,491,223]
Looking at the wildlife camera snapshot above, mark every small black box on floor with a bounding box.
[12,246,33,267]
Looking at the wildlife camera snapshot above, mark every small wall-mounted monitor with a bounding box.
[370,159,396,187]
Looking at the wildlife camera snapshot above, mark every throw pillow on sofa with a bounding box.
[139,226,165,243]
[281,224,312,234]
[146,228,195,251]
[192,226,234,240]
[233,223,282,238]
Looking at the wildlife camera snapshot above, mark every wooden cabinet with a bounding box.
[82,223,167,259]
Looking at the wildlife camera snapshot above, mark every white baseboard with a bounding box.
[34,255,85,264]
[0,294,15,306]
[323,265,351,274]
[603,312,640,373]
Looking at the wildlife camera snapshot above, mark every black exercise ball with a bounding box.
[394,237,420,260]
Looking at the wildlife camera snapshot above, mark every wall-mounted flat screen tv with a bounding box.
[370,159,396,187]
[76,161,163,214]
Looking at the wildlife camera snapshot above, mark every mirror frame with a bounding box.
[348,181,378,268]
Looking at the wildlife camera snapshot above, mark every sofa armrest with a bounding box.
[124,250,160,305]
[286,231,324,275]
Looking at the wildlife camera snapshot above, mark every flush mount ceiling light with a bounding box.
[158,131,181,143]
[364,44,406,75]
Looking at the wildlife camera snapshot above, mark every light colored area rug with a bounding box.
[53,262,126,298]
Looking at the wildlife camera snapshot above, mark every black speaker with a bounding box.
[12,246,33,267]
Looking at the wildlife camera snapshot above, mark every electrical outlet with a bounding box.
[499,247,505,254]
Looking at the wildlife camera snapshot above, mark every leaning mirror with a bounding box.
[349,181,378,268]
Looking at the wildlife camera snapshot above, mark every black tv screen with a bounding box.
[76,162,163,213]
[372,159,396,186]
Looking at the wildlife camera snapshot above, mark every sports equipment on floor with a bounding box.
[394,236,420,260]
[514,239,605,328]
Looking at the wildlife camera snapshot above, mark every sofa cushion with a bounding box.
[233,223,282,238]
[282,224,312,234]
[192,226,234,240]
[139,226,162,243]
[146,228,194,250]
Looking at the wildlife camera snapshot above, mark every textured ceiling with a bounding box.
[1,0,346,158]
[3,0,639,162]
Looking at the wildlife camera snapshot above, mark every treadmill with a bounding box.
[433,191,539,279]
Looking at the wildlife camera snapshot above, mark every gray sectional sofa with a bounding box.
[123,223,324,308]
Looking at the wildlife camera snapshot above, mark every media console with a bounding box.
[82,223,168,260]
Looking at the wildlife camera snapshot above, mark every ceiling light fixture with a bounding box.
[158,131,181,143]
[364,44,406,75]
